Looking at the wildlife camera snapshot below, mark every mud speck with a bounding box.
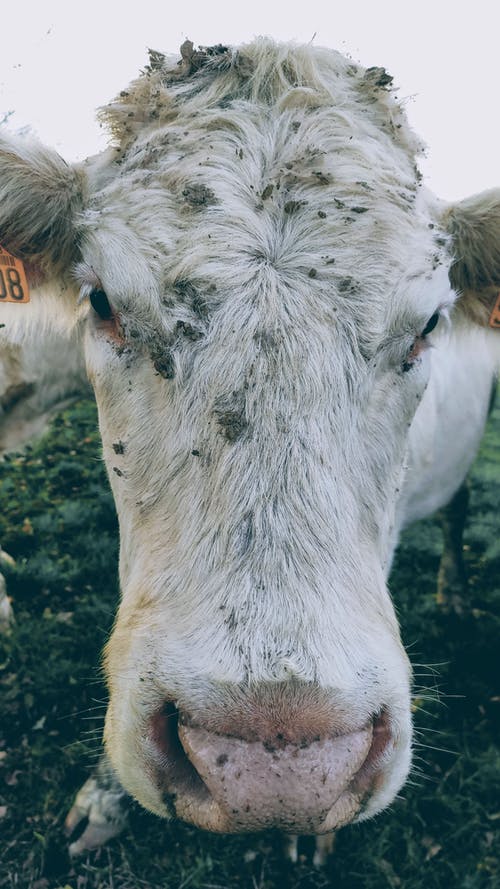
[174,40,230,78]
[284,200,304,215]
[214,391,248,443]
[216,409,247,443]
[175,320,203,341]
[146,49,166,73]
[338,276,360,293]
[174,279,209,319]
[253,330,278,352]
[308,268,318,278]
[313,171,330,186]
[112,441,126,455]
[182,183,217,207]
[151,348,175,379]
[365,66,394,88]
[318,210,327,218]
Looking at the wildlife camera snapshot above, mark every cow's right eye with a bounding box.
[90,289,113,320]
[88,288,124,343]
[421,312,439,337]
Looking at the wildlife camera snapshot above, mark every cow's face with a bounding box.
[1,42,498,835]
[80,147,450,834]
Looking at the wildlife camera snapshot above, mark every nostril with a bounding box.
[350,708,394,797]
[149,702,209,800]
[367,708,394,767]
[371,709,394,758]
[150,701,179,758]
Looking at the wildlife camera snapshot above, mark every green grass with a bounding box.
[0,397,498,889]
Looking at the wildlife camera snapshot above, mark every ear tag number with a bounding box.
[0,246,30,303]
[489,292,500,329]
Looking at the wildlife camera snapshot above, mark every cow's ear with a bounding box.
[444,188,500,325]
[0,135,86,282]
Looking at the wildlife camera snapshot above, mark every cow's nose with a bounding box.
[177,720,374,832]
[148,703,393,833]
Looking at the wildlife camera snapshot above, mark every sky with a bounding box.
[1,0,499,201]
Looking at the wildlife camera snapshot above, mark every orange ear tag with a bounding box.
[0,246,30,303]
[489,292,500,329]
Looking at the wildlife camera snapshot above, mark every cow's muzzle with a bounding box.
[148,704,394,834]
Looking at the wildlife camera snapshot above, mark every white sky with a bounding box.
[1,0,499,201]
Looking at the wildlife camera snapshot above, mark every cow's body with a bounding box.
[0,330,88,626]
[0,331,88,456]
[397,322,497,532]
[0,39,499,852]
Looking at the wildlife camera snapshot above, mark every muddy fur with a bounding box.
[101,39,422,161]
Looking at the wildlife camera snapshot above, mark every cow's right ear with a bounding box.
[0,135,86,283]
[443,189,500,326]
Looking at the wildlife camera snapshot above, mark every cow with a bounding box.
[0,330,88,626]
[0,333,87,457]
[0,39,499,861]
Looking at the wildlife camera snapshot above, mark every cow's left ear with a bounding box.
[0,135,86,283]
[443,188,500,325]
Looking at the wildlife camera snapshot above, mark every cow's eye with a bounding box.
[88,288,124,343]
[402,312,440,373]
[421,312,439,337]
[90,289,113,320]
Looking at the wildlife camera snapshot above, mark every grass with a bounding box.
[0,396,498,888]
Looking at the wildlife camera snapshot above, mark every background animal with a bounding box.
[0,330,88,626]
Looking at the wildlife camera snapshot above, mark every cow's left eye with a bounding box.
[90,289,113,320]
[402,312,440,373]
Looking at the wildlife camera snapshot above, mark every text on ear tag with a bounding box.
[489,292,500,328]
[0,246,30,304]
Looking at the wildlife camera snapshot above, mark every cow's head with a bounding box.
[1,41,500,834]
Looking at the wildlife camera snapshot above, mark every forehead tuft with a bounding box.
[99,38,423,162]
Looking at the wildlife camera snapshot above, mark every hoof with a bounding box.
[284,835,299,863]
[65,754,130,855]
[283,832,336,867]
[312,833,336,867]
[436,568,466,614]
[0,571,14,630]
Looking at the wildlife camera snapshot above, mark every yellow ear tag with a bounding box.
[0,246,30,303]
[489,292,500,329]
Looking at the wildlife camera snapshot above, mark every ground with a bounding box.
[0,396,498,889]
